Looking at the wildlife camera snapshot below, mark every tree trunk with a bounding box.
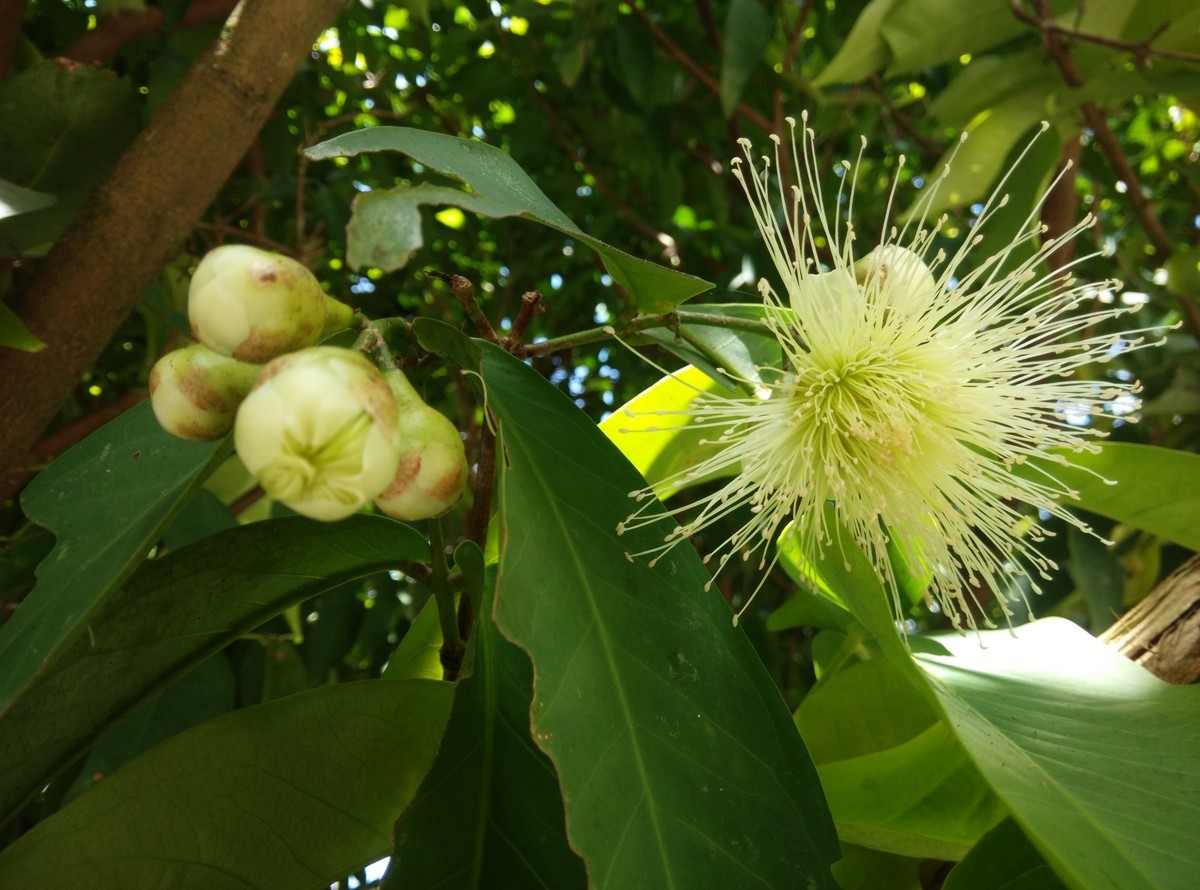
[0,0,347,488]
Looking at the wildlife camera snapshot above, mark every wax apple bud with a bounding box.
[373,371,469,521]
[852,245,937,305]
[188,245,354,363]
[234,346,402,521]
[149,344,261,441]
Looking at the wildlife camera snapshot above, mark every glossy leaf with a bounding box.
[1050,442,1200,551]
[917,619,1200,890]
[482,342,840,888]
[386,581,586,887]
[0,679,453,889]
[0,515,429,822]
[1,403,230,718]
[306,127,711,313]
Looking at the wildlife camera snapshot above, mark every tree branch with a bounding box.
[1101,555,1200,684]
[0,0,26,83]
[0,0,349,488]
[629,5,774,135]
[61,0,241,65]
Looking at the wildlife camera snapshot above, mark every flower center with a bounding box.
[257,411,375,506]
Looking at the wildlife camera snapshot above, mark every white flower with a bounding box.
[189,245,353,363]
[619,117,1161,630]
[234,346,402,521]
[149,344,260,441]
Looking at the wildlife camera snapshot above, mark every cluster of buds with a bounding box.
[150,245,468,522]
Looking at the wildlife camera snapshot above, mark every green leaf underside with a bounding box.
[386,582,586,887]
[807,510,1200,888]
[1,403,230,719]
[0,679,452,889]
[0,514,429,822]
[306,127,711,313]
[916,619,1200,890]
[482,342,840,888]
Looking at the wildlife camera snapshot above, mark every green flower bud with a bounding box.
[373,370,469,521]
[149,344,260,441]
[234,346,402,521]
[188,245,354,363]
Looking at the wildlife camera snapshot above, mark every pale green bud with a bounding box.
[188,245,354,363]
[853,245,938,310]
[373,370,469,521]
[149,344,260,441]
[234,346,402,521]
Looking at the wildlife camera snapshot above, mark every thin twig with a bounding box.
[630,5,775,134]
[516,310,776,358]
[502,290,545,350]
[1010,0,1200,67]
[426,270,498,342]
[868,75,942,160]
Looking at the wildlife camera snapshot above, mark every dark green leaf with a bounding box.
[944,817,1069,890]
[0,60,139,252]
[720,0,773,118]
[0,515,429,822]
[305,127,712,313]
[0,679,453,889]
[1,403,230,719]
[386,581,586,887]
[483,342,840,888]
[61,653,236,806]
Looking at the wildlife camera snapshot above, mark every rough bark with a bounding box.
[1101,555,1200,685]
[0,0,348,488]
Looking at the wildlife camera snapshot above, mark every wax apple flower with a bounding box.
[149,344,261,441]
[234,346,402,521]
[188,245,354,363]
[373,370,469,521]
[620,117,1160,630]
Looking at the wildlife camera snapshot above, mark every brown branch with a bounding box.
[1101,555,1200,684]
[1010,0,1200,68]
[868,75,942,161]
[0,0,26,83]
[426,271,498,342]
[0,0,350,490]
[1019,0,1200,339]
[1040,133,1083,270]
[61,0,241,65]
[527,88,681,267]
[629,4,774,134]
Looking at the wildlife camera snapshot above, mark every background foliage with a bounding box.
[1,1,1199,888]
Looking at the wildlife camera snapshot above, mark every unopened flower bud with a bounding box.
[853,245,937,306]
[149,344,260,441]
[373,371,469,521]
[188,245,354,363]
[234,346,402,521]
